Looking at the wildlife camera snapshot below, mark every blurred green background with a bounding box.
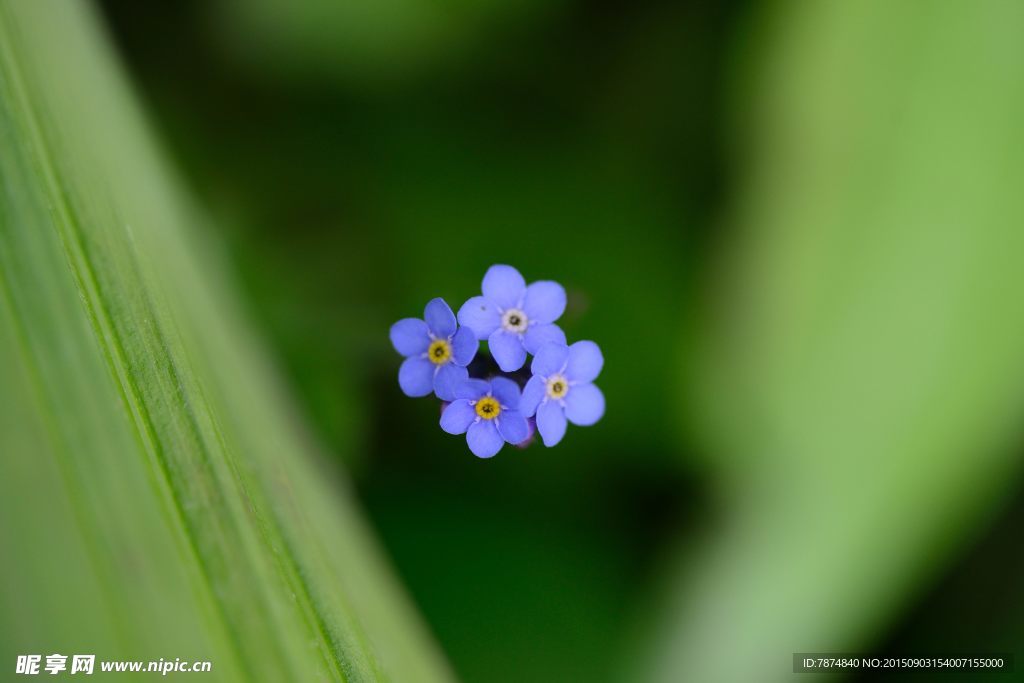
[72,0,1024,680]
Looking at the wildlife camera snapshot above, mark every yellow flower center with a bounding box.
[427,339,452,365]
[546,374,569,400]
[475,396,501,420]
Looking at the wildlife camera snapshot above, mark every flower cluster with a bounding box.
[390,264,604,458]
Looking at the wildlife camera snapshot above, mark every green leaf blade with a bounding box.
[0,2,452,680]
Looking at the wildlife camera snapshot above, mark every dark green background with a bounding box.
[95,1,1024,681]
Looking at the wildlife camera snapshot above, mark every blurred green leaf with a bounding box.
[644,1,1024,681]
[216,0,565,85]
[0,1,451,680]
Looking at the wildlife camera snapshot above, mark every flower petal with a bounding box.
[482,264,526,310]
[497,410,529,445]
[455,379,490,400]
[522,323,566,355]
[398,357,434,397]
[450,326,477,366]
[424,297,457,338]
[467,420,504,458]
[489,329,527,372]
[433,363,468,401]
[389,318,429,356]
[440,399,476,435]
[519,375,546,417]
[564,383,605,426]
[523,417,537,445]
[531,342,569,377]
[523,281,566,324]
[490,376,521,410]
[536,400,567,447]
[457,296,501,340]
[566,340,604,383]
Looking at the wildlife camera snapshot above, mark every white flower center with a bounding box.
[546,374,569,400]
[501,308,528,334]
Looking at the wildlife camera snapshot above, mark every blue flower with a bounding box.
[519,341,605,446]
[440,377,531,458]
[390,298,477,401]
[457,264,567,372]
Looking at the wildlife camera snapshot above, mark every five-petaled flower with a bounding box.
[520,341,605,447]
[440,378,530,458]
[457,264,567,372]
[390,298,476,401]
